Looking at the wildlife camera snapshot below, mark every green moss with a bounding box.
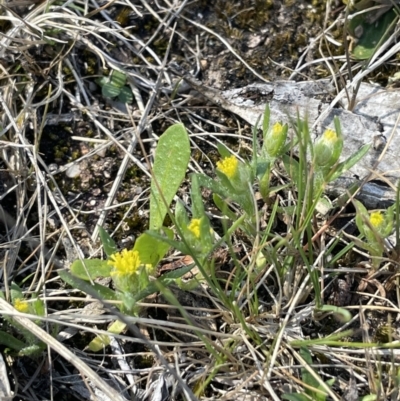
[125,165,139,179]
[71,150,80,160]
[54,149,65,160]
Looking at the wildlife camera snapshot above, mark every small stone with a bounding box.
[65,164,80,178]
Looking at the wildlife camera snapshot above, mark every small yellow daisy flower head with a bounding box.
[188,218,201,238]
[369,211,384,230]
[264,122,288,158]
[108,249,142,278]
[363,209,393,243]
[216,155,238,179]
[314,128,343,168]
[108,249,153,293]
[14,299,29,313]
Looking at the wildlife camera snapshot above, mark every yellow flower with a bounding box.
[14,299,29,313]
[108,249,148,278]
[370,211,384,229]
[272,122,283,137]
[188,218,201,238]
[108,249,153,295]
[216,155,238,179]
[322,128,338,143]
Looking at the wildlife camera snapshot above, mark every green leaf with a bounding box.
[251,118,260,174]
[259,164,271,200]
[118,86,133,103]
[198,217,213,254]
[110,70,127,88]
[299,347,333,401]
[215,170,237,194]
[300,348,320,395]
[88,320,126,352]
[316,304,352,323]
[19,344,44,357]
[191,174,205,218]
[282,154,302,184]
[131,263,195,303]
[134,230,172,267]
[329,143,370,181]
[146,230,191,254]
[98,226,117,257]
[361,396,377,401]
[32,297,45,317]
[70,259,111,281]
[10,283,24,303]
[59,269,118,301]
[325,378,335,388]
[0,330,26,351]
[316,197,333,215]
[150,123,190,230]
[256,160,269,179]
[216,168,253,214]
[88,333,110,352]
[213,194,237,220]
[198,172,235,203]
[217,143,232,159]
[350,9,398,60]
[95,76,108,87]
[175,199,190,229]
[262,103,270,138]
[160,264,195,281]
[282,394,310,401]
[102,82,121,99]
[290,329,354,347]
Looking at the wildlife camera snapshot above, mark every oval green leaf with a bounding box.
[134,229,173,267]
[350,9,398,60]
[59,269,117,301]
[118,86,133,103]
[98,226,117,258]
[70,259,111,281]
[102,82,121,99]
[150,123,190,230]
[110,70,127,88]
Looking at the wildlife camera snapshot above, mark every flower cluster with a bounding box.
[14,299,29,313]
[369,211,384,230]
[108,249,153,293]
[188,218,201,238]
[216,155,238,178]
[108,249,143,277]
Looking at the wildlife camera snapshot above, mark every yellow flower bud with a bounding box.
[322,128,338,143]
[314,128,343,168]
[264,122,287,158]
[272,122,283,137]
